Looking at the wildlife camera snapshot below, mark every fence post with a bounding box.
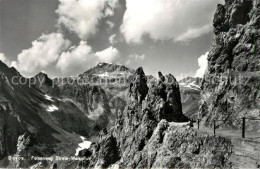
[197,119,200,129]
[242,117,245,138]
[214,120,216,135]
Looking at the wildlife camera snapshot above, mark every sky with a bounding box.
[0,0,224,79]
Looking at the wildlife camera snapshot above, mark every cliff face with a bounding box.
[0,102,24,163]
[200,0,260,129]
[57,84,114,129]
[81,68,232,168]
[0,66,27,163]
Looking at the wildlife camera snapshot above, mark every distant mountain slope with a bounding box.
[0,61,98,168]
[179,77,202,118]
[32,63,133,131]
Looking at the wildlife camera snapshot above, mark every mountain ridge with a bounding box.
[0,61,101,168]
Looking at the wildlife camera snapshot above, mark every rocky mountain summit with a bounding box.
[32,72,60,96]
[81,62,134,75]
[200,0,260,130]
[78,62,135,87]
[32,63,132,131]
[79,68,233,168]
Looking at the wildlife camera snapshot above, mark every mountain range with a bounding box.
[0,59,199,168]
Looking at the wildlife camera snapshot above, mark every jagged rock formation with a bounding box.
[81,68,232,168]
[0,60,235,168]
[129,67,149,103]
[35,63,202,132]
[86,134,120,168]
[200,0,260,130]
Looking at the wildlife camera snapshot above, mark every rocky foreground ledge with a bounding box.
[84,120,232,168]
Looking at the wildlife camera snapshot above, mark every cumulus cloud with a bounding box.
[195,52,208,78]
[56,0,118,40]
[10,31,120,76]
[56,41,95,75]
[121,0,222,43]
[56,43,120,75]
[95,46,120,63]
[11,33,71,75]
[126,54,145,65]
[106,21,115,29]
[109,34,117,44]
[0,53,10,66]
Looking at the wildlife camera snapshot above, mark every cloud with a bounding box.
[106,21,115,29]
[195,52,208,78]
[10,31,120,76]
[56,0,118,40]
[175,24,212,42]
[121,0,222,43]
[56,41,95,75]
[126,54,145,65]
[0,53,10,66]
[0,53,6,62]
[109,34,117,44]
[11,33,71,75]
[95,46,120,63]
[56,43,120,75]
[105,7,115,16]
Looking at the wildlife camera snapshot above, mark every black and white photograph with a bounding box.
[0,0,260,168]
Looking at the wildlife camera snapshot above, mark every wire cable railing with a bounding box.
[190,117,260,138]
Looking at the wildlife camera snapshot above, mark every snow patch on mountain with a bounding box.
[44,94,54,102]
[57,98,65,102]
[179,77,201,91]
[75,136,92,156]
[47,105,59,112]
[96,72,109,77]
[87,104,104,120]
[181,81,200,90]
[94,71,131,78]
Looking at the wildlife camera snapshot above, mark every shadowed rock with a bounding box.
[200,0,260,129]
[129,67,149,104]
